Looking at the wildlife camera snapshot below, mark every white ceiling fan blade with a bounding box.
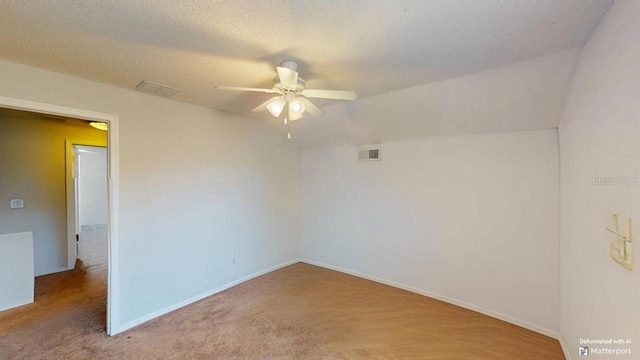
[216,85,279,94]
[277,66,299,89]
[252,96,280,112]
[296,97,324,116]
[302,89,358,101]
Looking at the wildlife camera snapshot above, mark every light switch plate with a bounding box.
[10,199,24,209]
[607,214,633,271]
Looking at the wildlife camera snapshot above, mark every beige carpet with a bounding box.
[0,262,564,359]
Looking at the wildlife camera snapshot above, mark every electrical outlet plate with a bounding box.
[606,214,633,271]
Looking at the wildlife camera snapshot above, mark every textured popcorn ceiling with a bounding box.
[0,0,611,146]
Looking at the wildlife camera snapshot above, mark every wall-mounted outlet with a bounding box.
[233,258,236,264]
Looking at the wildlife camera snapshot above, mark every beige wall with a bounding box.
[0,109,107,276]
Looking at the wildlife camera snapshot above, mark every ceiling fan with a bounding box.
[215,60,358,122]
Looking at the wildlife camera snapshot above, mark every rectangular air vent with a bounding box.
[358,147,381,161]
[135,80,180,97]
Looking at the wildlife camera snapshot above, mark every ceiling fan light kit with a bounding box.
[216,60,358,138]
[89,122,108,131]
[266,97,286,117]
[290,100,304,114]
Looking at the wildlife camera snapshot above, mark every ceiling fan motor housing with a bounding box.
[279,60,299,71]
[273,76,306,93]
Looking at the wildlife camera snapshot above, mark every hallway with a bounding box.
[0,261,107,358]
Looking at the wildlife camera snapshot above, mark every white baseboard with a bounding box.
[302,259,560,340]
[117,258,300,334]
[559,335,573,360]
[36,266,72,277]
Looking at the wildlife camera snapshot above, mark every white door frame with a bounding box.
[0,95,120,335]
[65,141,108,270]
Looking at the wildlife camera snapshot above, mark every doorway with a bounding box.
[67,144,109,271]
[0,95,120,335]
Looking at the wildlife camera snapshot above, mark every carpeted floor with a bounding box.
[0,262,564,359]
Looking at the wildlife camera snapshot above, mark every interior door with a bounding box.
[74,145,108,269]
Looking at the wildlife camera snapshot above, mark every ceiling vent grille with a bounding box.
[358,147,381,161]
[135,80,180,97]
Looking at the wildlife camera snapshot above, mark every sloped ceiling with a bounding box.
[0,1,612,147]
[293,49,581,148]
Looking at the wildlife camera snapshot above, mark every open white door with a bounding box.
[66,141,107,270]
[75,145,108,269]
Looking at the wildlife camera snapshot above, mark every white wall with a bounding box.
[558,0,640,358]
[302,129,560,335]
[0,232,34,311]
[76,145,108,227]
[0,59,301,328]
